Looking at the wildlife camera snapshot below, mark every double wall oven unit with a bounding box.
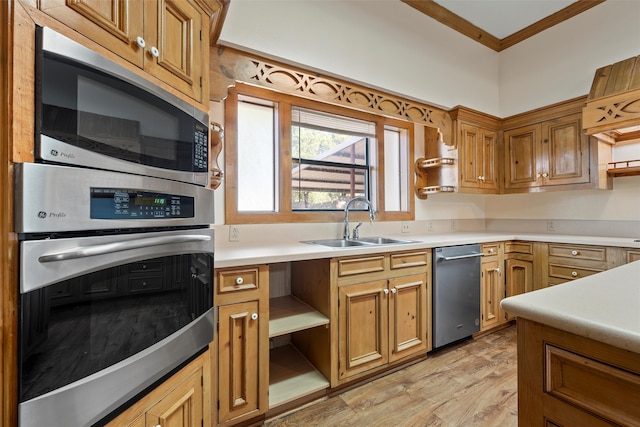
[16,27,215,427]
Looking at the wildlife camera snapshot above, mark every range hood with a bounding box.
[583,55,640,144]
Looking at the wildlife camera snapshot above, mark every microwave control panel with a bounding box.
[194,123,208,171]
[90,188,195,219]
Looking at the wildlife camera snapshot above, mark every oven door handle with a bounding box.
[438,252,484,262]
[38,234,212,263]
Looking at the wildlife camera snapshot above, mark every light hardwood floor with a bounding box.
[266,325,517,427]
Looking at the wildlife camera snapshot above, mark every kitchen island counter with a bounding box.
[501,260,640,353]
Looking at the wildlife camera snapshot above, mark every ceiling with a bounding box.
[401,0,605,51]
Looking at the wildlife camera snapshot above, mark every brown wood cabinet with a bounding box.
[480,243,506,331]
[215,265,269,426]
[334,250,431,385]
[106,349,211,427]
[504,112,589,190]
[39,0,211,103]
[504,241,535,321]
[517,318,640,427]
[450,107,501,194]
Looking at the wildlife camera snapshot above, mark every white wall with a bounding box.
[217,0,640,228]
[499,0,640,117]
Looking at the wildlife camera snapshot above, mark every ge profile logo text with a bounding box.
[50,149,59,156]
[37,211,47,219]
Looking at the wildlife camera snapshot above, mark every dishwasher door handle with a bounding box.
[438,252,484,261]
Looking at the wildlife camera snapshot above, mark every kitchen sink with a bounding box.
[303,237,417,248]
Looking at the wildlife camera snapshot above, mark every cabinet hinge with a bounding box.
[200,30,203,41]
[200,76,202,88]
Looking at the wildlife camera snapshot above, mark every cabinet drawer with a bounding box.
[505,241,532,254]
[627,250,640,263]
[548,263,603,281]
[390,251,429,270]
[548,244,606,261]
[545,344,640,426]
[217,267,260,294]
[482,243,500,257]
[128,260,165,273]
[337,255,386,277]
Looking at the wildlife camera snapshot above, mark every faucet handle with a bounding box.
[352,222,363,239]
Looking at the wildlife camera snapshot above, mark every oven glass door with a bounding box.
[18,228,214,405]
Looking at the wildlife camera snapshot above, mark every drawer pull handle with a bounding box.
[571,250,578,256]
[235,277,244,285]
[251,313,258,320]
[571,271,578,277]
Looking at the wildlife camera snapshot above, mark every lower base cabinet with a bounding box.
[517,318,640,426]
[106,349,210,427]
[335,251,431,384]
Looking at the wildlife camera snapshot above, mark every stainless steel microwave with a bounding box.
[35,26,209,186]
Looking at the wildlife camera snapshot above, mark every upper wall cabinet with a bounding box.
[502,97,611,193]
[450,107,500,194]
[39,0,212,104]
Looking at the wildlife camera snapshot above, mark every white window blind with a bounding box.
[291,107,376,137]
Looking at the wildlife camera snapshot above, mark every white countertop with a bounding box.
[214,231,640,268]
[501,260,640,353]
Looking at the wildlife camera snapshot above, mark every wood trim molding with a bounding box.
[401,0,500,51]
[401,0,605,52]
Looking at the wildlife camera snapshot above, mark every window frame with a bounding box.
[225,83,415,224]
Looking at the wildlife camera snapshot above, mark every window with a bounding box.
[225,84,414,224]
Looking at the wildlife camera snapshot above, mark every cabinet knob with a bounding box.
[571,271,578,277]
[235,277,244,285]
[391,288,397,294]
[251,313,258,320]
[542,172,548,178]
[571,250,578,256]
[135,36,146,49]
[149,46,160,58]
[383,289,389,295]
[536,173,541,178]
[480,176,485,181]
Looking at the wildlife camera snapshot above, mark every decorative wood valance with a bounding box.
[583,55,640,143]
[209,46,452,143]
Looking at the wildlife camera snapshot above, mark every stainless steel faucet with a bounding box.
[343,197,376,240]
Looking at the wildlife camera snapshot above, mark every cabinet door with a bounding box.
[144,0,204,102]
[505,258,533,320]
[40,0,145,67]
[541,113,590,186]
[338,280,389,380]
[388,274,428,363]
[480,260,502,330]
[218,301,260,423]
[146,368,203,427]
[481,129,498,191]
[459,123,483,189]
[504,124,541,189]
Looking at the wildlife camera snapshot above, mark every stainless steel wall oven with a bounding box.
[16,162,215,427]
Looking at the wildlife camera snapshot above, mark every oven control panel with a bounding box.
[90,188,195,219]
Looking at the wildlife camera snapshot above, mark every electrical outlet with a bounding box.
[428,221,433,232]
[401,221,410,233]
[229,225,239,242]
[547,220,555,232]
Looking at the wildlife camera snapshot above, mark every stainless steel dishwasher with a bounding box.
[433,244,483,348]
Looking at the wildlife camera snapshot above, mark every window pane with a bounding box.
[291,163,366,210]
[384,127,409,212]
[237,100,276,211]
[292,129,368,166]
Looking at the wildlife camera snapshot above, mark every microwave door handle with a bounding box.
[38,234,212,263]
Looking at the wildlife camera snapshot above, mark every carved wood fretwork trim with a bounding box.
[210,46,452,142]
[583,88,640,136]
